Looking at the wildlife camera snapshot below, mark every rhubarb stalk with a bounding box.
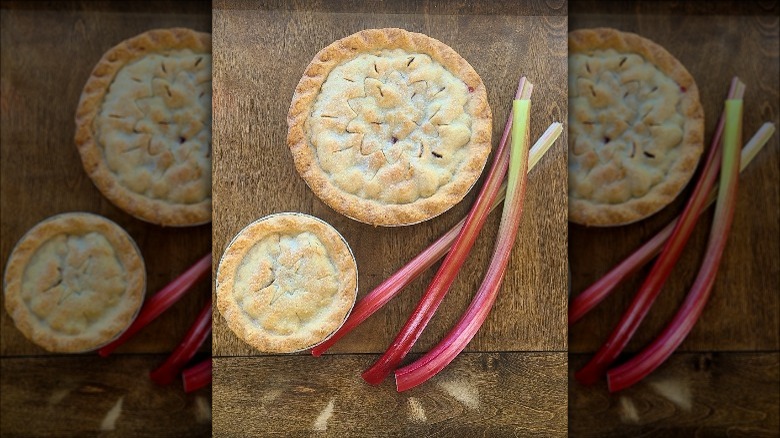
[312,123,557,357]
[312,78,528,358]
[99,254,212,357]
[395,117,563,392]
[182,358,212,393]
[568,121,775,325]
[361,80,535,384]
[607,98,744,392]
[150,298,213,386]
[575,80,745,385]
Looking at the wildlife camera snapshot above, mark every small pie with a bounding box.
[3,213,146,353]
[75,28,212,226]
[216,213,358,353]
[287,28,492,226]
[568,28,705,226]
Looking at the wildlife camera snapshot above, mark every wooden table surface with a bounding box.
[211,0,568,436]
[568,2,780,436]
[0,2,212,436]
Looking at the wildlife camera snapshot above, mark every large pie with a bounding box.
[216,213,358,353]
[3,213,145,352]
[568,28,705,226]
[75,28,212,226]
[288,28,492,226]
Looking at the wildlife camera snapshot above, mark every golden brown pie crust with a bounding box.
[568,28,705,226]
[216,213,358,353]
[288,28,492,226]
[3,213,145,352]
[75,28,212,226]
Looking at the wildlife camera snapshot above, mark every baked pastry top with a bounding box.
[288,28,492,226]
[216,213,357,353]
[3,213,145,352]
[76,28,212,226]
[568,28,704,226]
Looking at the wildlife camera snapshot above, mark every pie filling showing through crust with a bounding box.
[216,213,358,353]
[288,28,492,226]
[76,28,212,226]
[3,213,145,353]
[568,28,704,226]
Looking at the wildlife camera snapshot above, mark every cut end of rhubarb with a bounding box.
[574,367,602,386]
[182,359,213,393]
[361,367,387,386]
[395,370,423,392]
[606,372,622,393]
[150,369,176,387]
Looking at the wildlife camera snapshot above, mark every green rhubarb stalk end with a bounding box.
[510,99,532,197]
[721,100,743,192]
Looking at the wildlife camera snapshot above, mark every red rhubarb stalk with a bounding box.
[182,358,212,393]
[312,120,556,357]
[575,80,745,385]
[568,121,775,325]
[607,98,744,392]
[312,78,529,357]
[311,78,525,358]
[99,253,212,357]
[395,120,563,392]
[361,80,534,384]
[569,77,740,326]
[150,298,213,386]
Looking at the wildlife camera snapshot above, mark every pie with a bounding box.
[75,28,212,226]
[3,213,145,352]
[568,28,705,226]
[216,213,358,353]
[287,28,492,226]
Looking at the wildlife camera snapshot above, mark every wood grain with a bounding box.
[568,3,780,354]
[568,0,778,16]
[214,0,567,16]
[0,354,212,437]
[213,352,567,437]
[211,0,569,357]
[569,352,780,437]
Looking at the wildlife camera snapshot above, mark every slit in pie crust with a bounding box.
[288,28,492,226]
[3,213,145,352]
[75,28,212,226]
[216,213,358,353]
[568,28,705,226]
